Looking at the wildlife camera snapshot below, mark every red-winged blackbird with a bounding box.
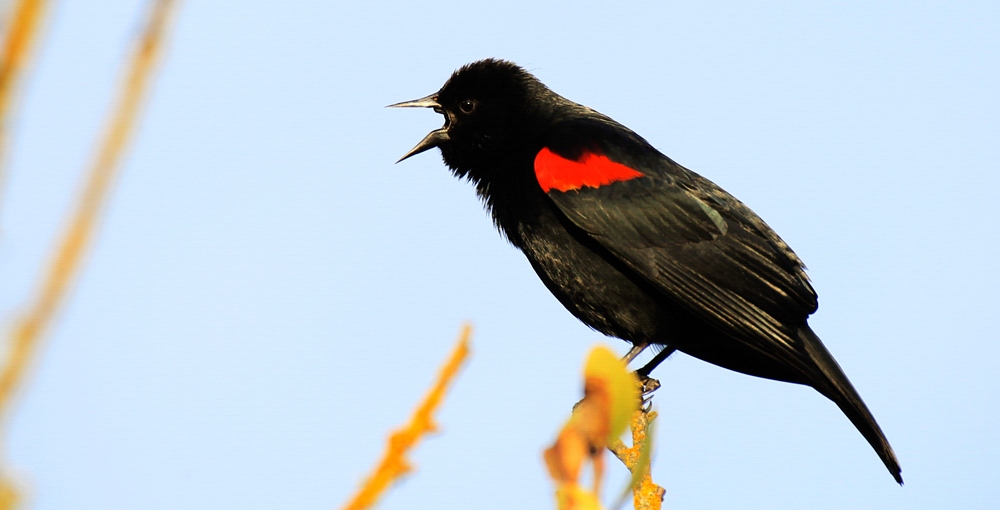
[391,58,902,484]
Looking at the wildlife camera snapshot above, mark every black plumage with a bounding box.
[391,58,901,483]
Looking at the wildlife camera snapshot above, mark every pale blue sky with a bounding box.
[1,1,998,509]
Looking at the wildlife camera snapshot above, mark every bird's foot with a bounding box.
[638,374,660,411]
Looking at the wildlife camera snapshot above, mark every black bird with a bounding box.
[390,58,901,483]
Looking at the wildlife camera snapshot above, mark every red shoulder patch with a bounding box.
[534,147,644,193]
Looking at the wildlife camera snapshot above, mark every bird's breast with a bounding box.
[508,196,680,345]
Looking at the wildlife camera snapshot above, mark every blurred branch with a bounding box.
[0,1,179,508]
[342,324,472,510]
[0,0,48,205]
[0,0,177,420]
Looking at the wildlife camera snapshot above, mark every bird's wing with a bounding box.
[537,118,818,353]
[536,117,904,484]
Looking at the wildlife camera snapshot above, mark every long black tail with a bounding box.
[798,325,903,484]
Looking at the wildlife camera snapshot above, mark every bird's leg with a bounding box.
[622,343,647,364]
[636,346,676,380]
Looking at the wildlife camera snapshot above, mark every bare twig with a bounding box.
[0,0,49,207]
[0,2,179,507]
[609,409,664,510]
[342,325,472,510]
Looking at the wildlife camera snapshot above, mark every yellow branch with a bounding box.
[609,410,664,510]
[0,0,49,208]
[0,3,179,506]
[342,325,472,510]
[0,0,177,423]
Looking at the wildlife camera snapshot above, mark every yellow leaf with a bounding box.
[555,484,605,510]
[583,346,639,442]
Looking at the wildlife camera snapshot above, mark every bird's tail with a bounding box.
[798,325,903,484]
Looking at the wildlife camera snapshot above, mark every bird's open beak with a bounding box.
[388,93,451,163]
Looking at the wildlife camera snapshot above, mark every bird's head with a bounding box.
[390,59,554,178]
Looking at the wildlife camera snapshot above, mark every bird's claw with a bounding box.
[638,375,660,411]
[641,376,661,394]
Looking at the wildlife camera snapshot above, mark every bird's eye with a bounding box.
[459,99,477,114]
